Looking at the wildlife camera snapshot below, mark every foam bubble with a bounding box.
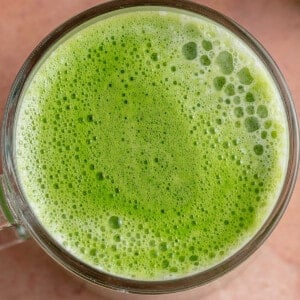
[244,117,260,132]
[245,92,255,102]
[257,105,268,118]
[233,96,241,104]
[151,53,159,61]
[237,67,253,85]
[202,40,212,51]
[271,131,278,139]
[182,42,197,60]
[213,76,226,91]
[234,107,244,118]
[200,55,211,66]
[96,172,105,180]
[246,105,255,115]
[162,260,169,268]
[108,216,122,229]
[225,84,235,96]
[216,51,234,74]
[264,120,272,129]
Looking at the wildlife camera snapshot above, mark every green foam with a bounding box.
[15,9,288,280]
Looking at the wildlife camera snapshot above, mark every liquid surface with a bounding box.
[15,9,288,280]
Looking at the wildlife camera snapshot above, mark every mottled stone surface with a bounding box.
[0,1,299,299]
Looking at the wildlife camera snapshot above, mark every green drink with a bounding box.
[15,8,288,280]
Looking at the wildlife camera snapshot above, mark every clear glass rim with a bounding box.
[1,0,299,294]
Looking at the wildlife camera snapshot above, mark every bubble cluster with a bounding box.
[15,10,288,281]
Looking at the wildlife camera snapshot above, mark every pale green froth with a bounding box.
[15,9,288,280]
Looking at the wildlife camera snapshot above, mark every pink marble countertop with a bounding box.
[0,1,299,299]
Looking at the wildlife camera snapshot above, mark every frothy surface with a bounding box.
[15,9,288,280]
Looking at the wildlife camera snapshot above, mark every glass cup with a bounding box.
[0,0,299,295]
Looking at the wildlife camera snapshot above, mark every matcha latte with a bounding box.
[15,8,288,280]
